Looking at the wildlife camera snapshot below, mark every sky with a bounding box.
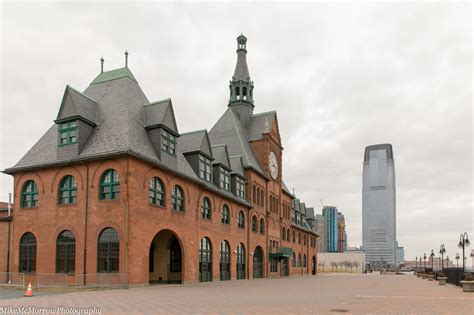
[0,1,472,265]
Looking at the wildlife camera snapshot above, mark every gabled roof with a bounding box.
[211,144,231,169]
[248,111,276,141]
[282,181,292,195]
[179,129,213,159]
[91,67,137,85]
[300,202,307,216]
[56,85,98,125]
[209,108,265,176]
[144,99,179,135]
[229,155,245,177]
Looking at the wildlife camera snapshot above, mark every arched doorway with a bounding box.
[253,246,263,279]
[199,237,212,282]
[149,230,183,284]
[312,255,316,275]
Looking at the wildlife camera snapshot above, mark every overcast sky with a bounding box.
[0,2,472,265]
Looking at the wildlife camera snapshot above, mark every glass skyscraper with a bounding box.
[322,206,338,252]
[362,144,396,267]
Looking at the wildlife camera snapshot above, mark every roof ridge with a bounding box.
[145,98,171,107]
[90,67,137,85]
[67,85,98,103]
[211,144,227,148]
[180,129,207,136]
[252,110,276,117]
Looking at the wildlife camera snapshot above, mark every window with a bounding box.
[21,180,38,208]
[58,121,78,145]
[298,233,301,244]
[19,232,36,273]
[260,190,264,207]
[58,176,77,204]
[292,253,296,268]
[292,230,295,243]
[238,211,245,228]
[236,243,246,280]
[97,228,119,273]
[303,254,307,268]
[56,230,75,273]
[169,238,182,273]
[298,254,302,267]
[220,240,230,281]
[199,237,212,282]
[219,167,230,191]
[287,229,290,242]
[99,169,120,200]
[252,185,256,203]
[259,218,265,234]
[201,197,211,219]
[282,228,286,241]
[270,258,277,273]
[252,216,257,232]
[236,177,245,198]
[199,155,212,182]
[161,129,176,155]
[149,177,165,206]
[256,188,260,205]
[171,185,184,212]
[221,205,230,224]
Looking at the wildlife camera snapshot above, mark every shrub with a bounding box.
[463,275,473,281]
[438,272,446,277]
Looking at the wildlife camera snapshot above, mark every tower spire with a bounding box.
[125,50,129,67]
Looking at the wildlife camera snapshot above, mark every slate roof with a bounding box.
[179,129,212,158]
[144,99,179,134]
[229,155,245,177]
[91,67,137,85]
[211,144,231,169]
[233,50,250,81]
[56,85,98,125]
[247,111,276,141]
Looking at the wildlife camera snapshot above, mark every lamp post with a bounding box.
[455,253,460,269]
[415,256,418,271]
[446,256,449,268]
[430,249,435,271]
[458,232,470,272]
[423,253,427,271]
[439,244,446,272]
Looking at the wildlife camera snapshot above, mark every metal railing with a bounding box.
[75,273,128,288]
[0,272,25,288]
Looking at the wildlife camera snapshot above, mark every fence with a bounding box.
[443,268,472,287]
[0,272,25,288]
[75,273,128,288]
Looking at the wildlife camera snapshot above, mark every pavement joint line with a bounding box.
[356,295,473,300]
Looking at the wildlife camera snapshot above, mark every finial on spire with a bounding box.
[100,57,104,73]
[124,50,129,67]
[236,33,247,52]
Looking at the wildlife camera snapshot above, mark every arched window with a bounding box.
[238,211,245,228]
[303,254,307,268]
[236,243,246,280]
[270,196,273,212]
[21,180,38,208]
[235,86,240,99]
[292,252,296,268]
[252,185,256,203]
[304,235,307,245]
[19,232,36,272]
[292,230,295,242]
[221,205,230,224]
[99,169,120,200]
[149,177,165,207]
[260,190,264,207]
[242,87,247,100]
[56,230,75,273]
[256,188,260,205]
[58,176,77,204]
[259,218,265,234]
[171,185,184,212]
[282,227,286,240]
[220,240,230,281]
[199,237,212,282]
[252,216,257,232]
[298,233,301,244]
[298,254,302,267]
[98,228,119,273]
[287,229,290,241]
[201,197,211,219]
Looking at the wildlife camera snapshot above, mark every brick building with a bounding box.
[1,35,318,286]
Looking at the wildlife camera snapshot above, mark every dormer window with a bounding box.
[58,121,78,145]
[219,167,230,191]
[161,129,176,155]
[199,155,212,182]
[235,177,245,198]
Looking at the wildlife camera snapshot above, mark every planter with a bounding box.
[427,275,434,281]
[421,274,427,279]
[460,280,474,292]
[438,277,447,285]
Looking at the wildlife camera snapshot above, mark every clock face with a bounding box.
[269,151,278,179]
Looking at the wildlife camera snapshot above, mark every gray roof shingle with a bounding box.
[211,144,231,169]
[144,99,178,134]
[248,111,276,141]
[56,85,98,125]
[179,129,212,158]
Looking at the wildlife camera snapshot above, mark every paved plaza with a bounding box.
[0,273,472,314]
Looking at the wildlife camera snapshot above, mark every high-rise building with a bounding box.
[315,214,327,253]
[362,144,397,267]
[337,212,346,252]
[322,206,338,252]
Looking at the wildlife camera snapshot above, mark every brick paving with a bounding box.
[0,273,473,314]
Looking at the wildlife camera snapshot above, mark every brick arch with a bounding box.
[197,191,216,212]
[50,166,85,193]
[49,225,82,246]
[15,171,46,195]
[91,222,125,244]
[217,199,231,214]
[167,178,190,207]
[141,167,173,189]
[90,159,126,189]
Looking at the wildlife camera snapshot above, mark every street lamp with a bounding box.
[430,250,435,271]
[455,253,460,269]
[458,232,470,272]
[446,255,449,268]
[423,253,427,271]
[439,244,446,272]
[415,256,418,271]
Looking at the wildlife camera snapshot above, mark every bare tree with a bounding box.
[338,261,344,272]
[353,261,360,273]
[330,261,337,271]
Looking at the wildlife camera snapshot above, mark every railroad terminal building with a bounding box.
[1,35,318,285]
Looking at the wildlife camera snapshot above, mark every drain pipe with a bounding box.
[6,193,12,282]
[83,164,89,285]
[125,159,129,288]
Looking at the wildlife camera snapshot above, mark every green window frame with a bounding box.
[56,230,75,274]
[58,121,78,145]
[201,197,211,219]
[99,169,120,200]
[220,240,231,281]
[161,129,176,155]
[149,177,165,207]
[259,218,265,234]
[19,232,36,273]
[58,175,77,205]
[298,254,302,267]
[221,205,230,224]
[21,180,38,208]
[270,258,278,273]
[236,177,245,198]
[199,155,212,182]
[252,216,257,232]
[219,167,230,191]
[238,211,245,228]
[199,237,212,282]
[236,243,246,280]
[97,228,119,273]
[171,185,184,212]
